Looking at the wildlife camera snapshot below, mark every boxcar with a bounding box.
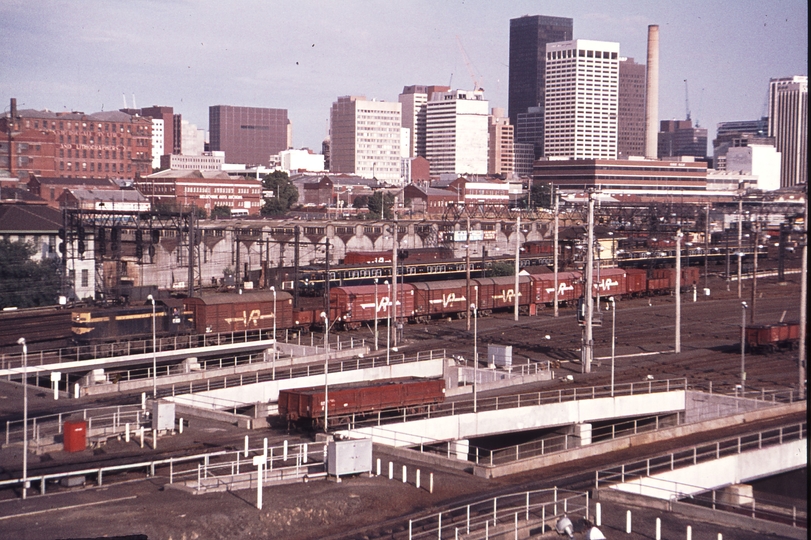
[343,251,392,265]
[329,284,415,330]
[411,279,470,322]
[624,268,648,297]
[278,378,446,426]
[593,268,627,298]
[528,271,583,306]
[472,275,533,315]
[183,290,294,334]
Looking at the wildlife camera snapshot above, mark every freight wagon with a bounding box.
[183,290,294,334]
[529,271,583,306]
[278,378,446,428]
[745,322,801,353]
[411,279,470,322]
[329,284,414,330]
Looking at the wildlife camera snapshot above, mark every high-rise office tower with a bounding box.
[515,106,545,159]
[209,105,289,166]
[488,108,514,176]
[658,120,708,160]
[508,15,573,131]
[140,106,175,157]
[426,89,489,176]
[768,76,807,187]
[618,57,646,158]
[543,40,620,159]
[399,85,450,159]
[329,96,402,181]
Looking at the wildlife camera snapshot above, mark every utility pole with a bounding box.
[391,206,399,346]
[582,191,595,373]
[750,220,758,324]
[466,216,471,331]
[799,190,807,399]
[675,228,683,354]
[293,226,300,309]
[553,189,560,318]
[737,198,743,299]
[514,214,520,321]
[704,203,709,290]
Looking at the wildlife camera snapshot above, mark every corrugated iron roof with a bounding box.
[0,204,62,233]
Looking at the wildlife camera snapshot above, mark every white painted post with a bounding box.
[255,458,263,510]
[388,462,393,480]
[283,440,288,461]
[303,443,308,464]
[429,473,434,494]
[717,534,722,540]
[655,517,661,540]
[596,502,601,526]
[686,525,692,540]
[263,438,268,458]
[139,426,144,448]
[376,458,381,476]
[244,435,249,457]
[626,510,632,533]
[416,469,421,489]
[125,423,130,443]
[141,392,146,410]
[179,418,183,434]
[74,382,80,399]
[402,465,407,483]
[152,429,157,449]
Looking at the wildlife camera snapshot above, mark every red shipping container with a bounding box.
[63,420,87,452]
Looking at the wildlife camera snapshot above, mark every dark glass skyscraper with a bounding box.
[209,105,289,166]
[508,15,573,130]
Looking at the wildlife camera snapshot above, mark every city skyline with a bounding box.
[1,1,807,153]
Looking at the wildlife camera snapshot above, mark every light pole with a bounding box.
[17,337,28,500]
[674,229,683,354]
[147,294,157,399]
[471,302,478,413]
[374,278,379,351]
[321,311,329,432]
[270,286,276,342]
[385,280,391,365]
[609,297,616,397]
[741,302,748,395]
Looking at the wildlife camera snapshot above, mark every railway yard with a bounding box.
[0,267,805,539]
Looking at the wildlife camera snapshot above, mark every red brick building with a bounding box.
[27,174,120,209]
[1,99,153,180]
[137,169,263,215]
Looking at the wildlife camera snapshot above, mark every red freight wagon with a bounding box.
[330,284,415,329]
[745,322,801,353]
[411,279,470,322]
[343,251,392,265]
[472,275,532,315]
[278,378,446,426]
[529,271,583,305]
[592,268,627,298]
[183,290,294,334]
[624,268,648,296]
[647,277,671,295]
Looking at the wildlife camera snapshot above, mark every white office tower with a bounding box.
[426,89,489,175]
[151,119,164,169]
[329,96,402,182]
[543,40,620,159]
[768,76,807,187]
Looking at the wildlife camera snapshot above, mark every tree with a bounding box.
[489,261,515,276]
[527,182,555,209]
[0,239,61,308]
[210,206,231,219]
[367,191,395,220]
[261,171,299,216]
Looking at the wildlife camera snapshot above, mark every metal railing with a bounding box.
[595,422,807,490]
[405,487,588,539]
[331,378,689,431]
[5,404,146,447]
[160,348,448,402]
[0,438,321,497]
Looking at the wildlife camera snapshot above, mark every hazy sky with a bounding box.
[1,1,807,152]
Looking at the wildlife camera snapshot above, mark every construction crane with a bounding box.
[684,79,691,122]
[456,36,483,92]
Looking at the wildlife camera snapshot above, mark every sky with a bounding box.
[1,0,807,153]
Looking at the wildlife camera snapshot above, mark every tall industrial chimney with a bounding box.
[644,25,659,159]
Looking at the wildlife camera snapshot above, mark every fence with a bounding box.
[5,404,145,447]
[406,487,589,539]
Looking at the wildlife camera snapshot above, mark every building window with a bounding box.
[81,269,89,288]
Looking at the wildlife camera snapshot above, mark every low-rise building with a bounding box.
[137,169,262,215]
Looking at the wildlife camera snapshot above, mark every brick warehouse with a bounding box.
[1,98,153,180]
